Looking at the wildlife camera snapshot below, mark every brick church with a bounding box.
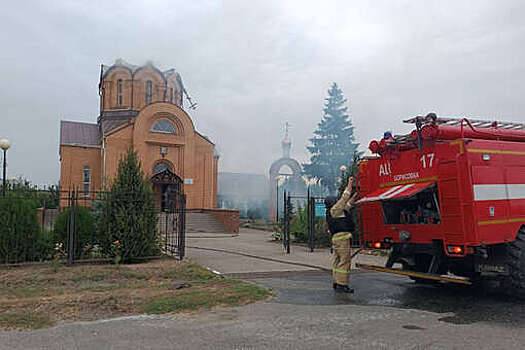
[59,59,218,209]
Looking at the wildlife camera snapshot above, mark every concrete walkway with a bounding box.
[186,228,385,275]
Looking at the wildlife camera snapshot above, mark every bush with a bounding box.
[290,206,308,241]
[34,230,57,261]
[0,197,41,263]
[54,206,96,259]
[98,149,159,262]
[290,206,331,247]
[5,178,60,209]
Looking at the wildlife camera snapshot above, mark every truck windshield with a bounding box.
[382,186,440,225]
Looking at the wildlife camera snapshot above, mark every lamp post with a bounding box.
[337,165,347,195]
[0,138,11,197]
[340,165,347,179]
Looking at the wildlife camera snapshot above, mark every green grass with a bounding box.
[143,291,216,314]
[160,263,218,282]
[0,312,54,330]
[142,280,270,314]
[0,260,271,330]
[3,286,45,299]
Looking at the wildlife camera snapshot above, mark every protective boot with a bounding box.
[333,283,354,294]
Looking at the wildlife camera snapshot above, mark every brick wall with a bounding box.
[191,209,240,233]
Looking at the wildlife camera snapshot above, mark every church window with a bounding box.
[153,161,172,174]
[83,166,91,195]
[117,79,123,106]
[169,87,174,103]
[151,119,176,134]
[145,80,153,105]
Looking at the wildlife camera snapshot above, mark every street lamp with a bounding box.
[0,138,11,197]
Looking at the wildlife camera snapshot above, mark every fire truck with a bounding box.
[356,113,525,293]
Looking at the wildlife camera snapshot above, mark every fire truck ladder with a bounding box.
[404,114,525,130]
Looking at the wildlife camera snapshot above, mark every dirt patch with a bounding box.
[0,259,270,330]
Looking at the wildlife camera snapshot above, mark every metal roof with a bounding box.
[60,120,100,146]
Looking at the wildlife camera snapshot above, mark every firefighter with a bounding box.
[325,176,359,293]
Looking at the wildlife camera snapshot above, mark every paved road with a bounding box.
[2,271,525,349]
[2,230,525,349]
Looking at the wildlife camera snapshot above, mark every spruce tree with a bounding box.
[304,82,359,195]
[99,149,159,261]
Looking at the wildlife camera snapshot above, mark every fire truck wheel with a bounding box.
[507,226,525,297]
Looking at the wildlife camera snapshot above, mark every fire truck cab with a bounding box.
[358,114,525,293]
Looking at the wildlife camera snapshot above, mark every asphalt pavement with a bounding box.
[2,230,525,349]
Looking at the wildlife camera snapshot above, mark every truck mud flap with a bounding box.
[356,263,472,285]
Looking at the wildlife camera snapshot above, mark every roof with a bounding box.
[101,119,130,134]
[101,59,182,82]
[60,120,100,147]
[195,131,215,146]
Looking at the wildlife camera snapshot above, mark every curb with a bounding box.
[186,245,331,272]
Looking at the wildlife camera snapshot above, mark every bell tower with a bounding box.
[268,122,305,221]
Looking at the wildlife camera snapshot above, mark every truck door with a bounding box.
[472,166,510,243]
[439,160,465,244]
[505,167,525,239]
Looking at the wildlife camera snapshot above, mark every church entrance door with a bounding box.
[151,168,186,259]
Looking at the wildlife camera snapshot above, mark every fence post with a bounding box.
[282,190,287,253]
[164,209,168,254]
[285,193,292,254]
[66,190,76,265]
[282,190,286,252]
[308,197,315,253]
[178,194,186,260]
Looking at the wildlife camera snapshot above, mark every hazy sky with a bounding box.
[1,0,525,185]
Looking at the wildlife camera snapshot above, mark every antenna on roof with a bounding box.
[175,74,198,110]
[185,94,198,110]
[98,64,104,95]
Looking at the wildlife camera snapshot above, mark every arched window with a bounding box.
[151,119,176,134]
[145,80,153,105]
[116,79,123,106]
[153,161,172,174]
[83,166,91,195]
[169,87,174,103]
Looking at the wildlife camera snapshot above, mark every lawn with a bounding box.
[0,259,270,330]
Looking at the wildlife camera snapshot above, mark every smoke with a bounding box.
[1,0,525,184]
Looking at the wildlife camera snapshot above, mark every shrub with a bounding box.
[0,197,40,263]
[98,149,159,262]
[53,206,96,259]
[290,206,331,247]
[6,178,60,209]
[34,230,57,261]
[290,206,308,241]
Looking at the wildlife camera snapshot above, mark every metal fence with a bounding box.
[282,191,361,254]
[282,191,329,253]
[0,188,186,265]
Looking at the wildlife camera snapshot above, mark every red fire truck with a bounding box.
[357,113,525,293]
